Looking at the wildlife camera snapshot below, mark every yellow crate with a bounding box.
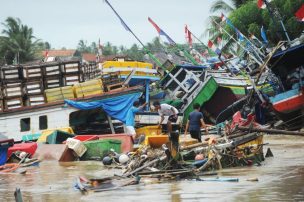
[137,62,153,69]
[73,79,103,98]
[103,61,153,69]
[45,86,75,103]
[135,125,162,136]
[38,127,74,143]
[144,135,169,148]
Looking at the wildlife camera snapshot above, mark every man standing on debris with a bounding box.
[125,101,147,139]
[184,103,208,142]
[153,101,179,134]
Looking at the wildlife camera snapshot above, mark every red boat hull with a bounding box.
[272,91,304,114]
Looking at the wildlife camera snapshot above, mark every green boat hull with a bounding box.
[183,77,218,123]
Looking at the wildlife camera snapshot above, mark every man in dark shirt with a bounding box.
[184,103,208,142]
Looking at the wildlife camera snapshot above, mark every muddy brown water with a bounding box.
[0,135,304,202]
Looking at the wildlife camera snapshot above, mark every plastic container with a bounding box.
[135,126,161,136]
[66,138,87,157]
[73,135,99,142]
[22,133,41,141]
[7,142,37,158]
[0,148,8,166]
[81,139,121,160]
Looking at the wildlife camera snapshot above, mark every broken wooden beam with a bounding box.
[237,126,304,136]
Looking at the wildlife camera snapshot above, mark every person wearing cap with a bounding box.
[125,101,147,139]
[153,101,178,133]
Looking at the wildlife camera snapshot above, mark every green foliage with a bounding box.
[207,0,304,52]
[77,40,98,54]
[228,0,303,44]
[0,17,44,65]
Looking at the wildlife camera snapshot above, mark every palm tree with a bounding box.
[1,17,41,64]
[210,0,250,13]
[206,0,251,54]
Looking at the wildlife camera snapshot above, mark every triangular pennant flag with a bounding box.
[148,17,175,45]
[184,25,193,48]
[295,4,304,22]
[257,0,266,9]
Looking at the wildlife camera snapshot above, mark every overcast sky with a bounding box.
[0,0,220,49]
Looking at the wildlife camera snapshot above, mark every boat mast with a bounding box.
[104,0,189,93]
[263,0,291,42]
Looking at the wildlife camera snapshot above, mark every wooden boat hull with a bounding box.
[270,87,303,114]
[0,86,143,141]
[221,133,264,168]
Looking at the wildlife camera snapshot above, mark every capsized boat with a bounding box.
[268,42,304,129]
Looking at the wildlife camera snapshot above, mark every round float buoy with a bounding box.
[119,154,129,164]
[102,156,113,165]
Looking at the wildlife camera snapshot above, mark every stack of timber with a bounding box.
[0,59,87,111]
[1,65,24,110]
[23,64,45,106]
[100,72,124,92]
[62,60,83,86]
[0,85,3,112]
[42,62,62,89]
[82,63,100,81]
[0,99,3,112]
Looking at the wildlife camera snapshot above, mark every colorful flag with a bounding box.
[184,25,193,48]
[148,17,175,45]
[236,30,245,41]
[257,0,266,9]
[295,4,304,22]
[44,50,49,58]
[217,36,222,45]
[250,34,257,40]
[104,0,131,32]
[221,13,244,42]
[207,40,221,55]
[220,13,227,22]
[260,26,268,44]
[201,49,209,58]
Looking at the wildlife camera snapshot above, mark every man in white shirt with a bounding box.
[153,101,179,133]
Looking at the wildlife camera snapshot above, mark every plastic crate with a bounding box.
[66,138,87,157]
[136,126,162,136]
[81,139,121,160]
[22,133,41,141]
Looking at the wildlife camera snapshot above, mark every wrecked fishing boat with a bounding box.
[268,42,304,129]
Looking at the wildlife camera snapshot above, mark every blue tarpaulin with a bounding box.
[64,92,141,123]
[0,148,8,166]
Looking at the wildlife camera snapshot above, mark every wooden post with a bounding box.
[237,126,304,136]
[145,80,150,111]
[107,115,115,134]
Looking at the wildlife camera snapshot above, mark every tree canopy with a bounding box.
[0,17,47,65]
[207,0,304,51]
